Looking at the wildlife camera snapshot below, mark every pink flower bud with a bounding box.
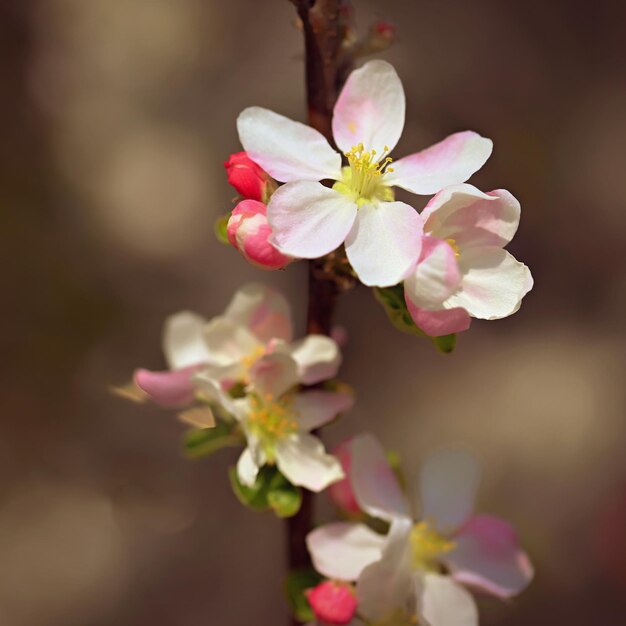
[226,199,291,270]
[328,438,361,514]
[306,581,357,625]
[224,151,270,201]
[372,20,395,40]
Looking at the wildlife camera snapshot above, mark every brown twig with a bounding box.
[285,0,354,622]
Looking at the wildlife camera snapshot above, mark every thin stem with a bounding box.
[285,0,353,622]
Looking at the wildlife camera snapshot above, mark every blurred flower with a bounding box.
[404,185,533,336]
[307,434,533,625]
[237,60,492,287]
[306,580,358,625]
[328,438,361,514]
[194,352,353,491]
[227,200,292,270]
[133,283,340,407]
[224,151,273,202]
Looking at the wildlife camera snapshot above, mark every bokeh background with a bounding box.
[2,0,626,624]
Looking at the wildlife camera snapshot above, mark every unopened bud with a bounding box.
[224,151,271,201]
[306,581,357,625]
[226,199,291,270]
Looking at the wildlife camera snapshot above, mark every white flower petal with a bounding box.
[404,237,462,310]
[191,370,246,421]
[421,185,520,250]
[345,201,423,287]
[446,248,533,320]
[163,311,210,370]
[237,107,341,182]
[288,334,342,385]
[419,448,481,534]
[386,132,493,196]
[237,447,261,487]
[294,390,354,432]
[351,433,410,522]
[417,574,478,626]
[357,517,415,623]
[224,283,293,343]
[267,181,357,258]
[275,433,344,492]
[307,522,386,581]
[333,60,405,155]
[202,317,262,366]
[248,352,299,398]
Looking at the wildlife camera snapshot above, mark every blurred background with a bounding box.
[1,0,626,624]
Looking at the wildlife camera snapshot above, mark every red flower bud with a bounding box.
[224,151,270,201]
[306,581,357,625]
[226,199,291,270]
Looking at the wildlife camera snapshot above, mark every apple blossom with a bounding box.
[226,199,292,270]
[133,283,340,407]
[403,184,533,336]
[328,438,361,515]
[193,352,353,492]
[237,60,492,287]
[307,434,533,626]
[224,150,273,202]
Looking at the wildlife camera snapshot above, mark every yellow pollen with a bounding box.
[247,392,298,459]
[339,143,395,203]
[241,345,266,372]
[446,238,461,258]
[410,521,456,572]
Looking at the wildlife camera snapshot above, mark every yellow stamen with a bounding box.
[339,143,395,203]
[446,238,461,258]
[410,521,456,572]
[247,392,299,460]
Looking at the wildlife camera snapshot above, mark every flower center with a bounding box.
[445,238,461,258]
[247,392,298,458]
[333,143,395,205]
[410,521,456,572]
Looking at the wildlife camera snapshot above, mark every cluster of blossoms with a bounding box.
[119,50,535,626]
[305,435,533,625]
[225,60,532,336]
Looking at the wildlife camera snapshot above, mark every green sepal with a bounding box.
[374,284,457,353]
[229,465,303,518]
[284,568,323,623]
[183,421,243,460]
[214,213,230,245]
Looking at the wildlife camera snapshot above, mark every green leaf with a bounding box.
[229,465,303,517]
[214,214,230,245]
[267,471,302,518]
[374,285,457,353]
[183,421,242,460]
[284,568,323,623]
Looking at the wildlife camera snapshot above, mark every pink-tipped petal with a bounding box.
[345,201,423,287]
[333,60,405,155]
[248,352,299,398]
[405,300,471,337]
[419,448,481,535]
[421,185,520,249]
[224,283,293,343]
[446,514,534,598]
[350,433,410,522]
[404,236,462,310]
[133,366,198,408]
[306,581,358,625]
[329,439,361,515]
[447,247,533,320]
[237,107,341,182]
[294,390,354,432]
[386,132,492,196]
[267,181,358,259]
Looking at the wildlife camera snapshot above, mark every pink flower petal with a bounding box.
[267,181,358,258]
[386,132,492,196]
[405,300,471,337]
[294,390,354,432]
[133,366,199,407]
[328,439,361,515]
[345,201,423,287]
[421,185,520,249]
[248,352,299,398]
[404,236,462,310]
[333,60,405,155]
[237,107,341,183]
[446,514,534,598]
